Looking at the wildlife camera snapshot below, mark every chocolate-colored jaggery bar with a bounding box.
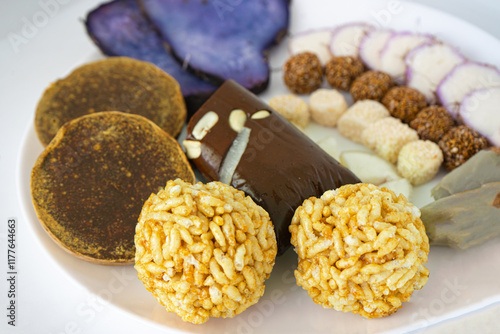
[184,80,360,254]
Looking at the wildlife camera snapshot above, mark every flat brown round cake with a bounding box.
[31,111,195,264]
[34,57,187,146]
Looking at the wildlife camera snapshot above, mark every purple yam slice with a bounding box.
[459,87,500,146]
[379,32,434,84]
[329,22,375,58]
[138,0,290,93]
[289,28,334,66]
[85,0,216,113]
[437,61,500,118]
[359,29,393,71]
[405,41,466,104]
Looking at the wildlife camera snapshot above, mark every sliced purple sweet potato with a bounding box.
[459,86,500,146]
[359,29,393,71]
[405,41,465,104]
[329,22,375,58]
[85,0,216,113]
[289,28,334,66]
[138,0,290,93]
[379,32,434,84]
[437,61,500,118]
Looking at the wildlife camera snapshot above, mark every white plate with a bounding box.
[18,0,500,333]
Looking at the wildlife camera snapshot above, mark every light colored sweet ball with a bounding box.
[397,140,443,186]
[337,100,390,143]
[134,179,277,324]
[269,94,310,128]
[362,117,419,164]
[308,88,348,127]
[289,183,430,319]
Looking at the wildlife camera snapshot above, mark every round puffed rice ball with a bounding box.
[269,94,310,128]
[289,183,430,319]
[362,117,419,164]
[397,140,444,186]
[337,100,390,143]
[308,89,348,127]
[134,179,277,324]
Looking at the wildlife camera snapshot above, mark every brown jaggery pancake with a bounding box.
[35,57,186,146]
[31,111,195,264]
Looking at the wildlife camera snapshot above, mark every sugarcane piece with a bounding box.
[421,182,500,250]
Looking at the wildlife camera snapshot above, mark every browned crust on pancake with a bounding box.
[35,57,187,146]
[31,111,194,265]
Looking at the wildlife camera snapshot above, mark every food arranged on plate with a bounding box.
[31,111,194,264]
[34,57,187,146]
[86,0,290,113]
[27,0,500,326]
[183,80,360,255]
[135,179,277,324]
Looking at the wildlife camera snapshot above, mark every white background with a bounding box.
[1,0,500,333]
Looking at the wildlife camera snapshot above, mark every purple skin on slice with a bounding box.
[359,29,393,71]
[459,86,500,146]
[288,28,335,66]
[379,32,434,84]
[437,61,500,118]
[85,0,216,114]
[405,41,466,104]
[138,0,290,94]
[329,22,375,58]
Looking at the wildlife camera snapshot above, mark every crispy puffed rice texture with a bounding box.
[289,183,430,319]
[134,179,277,324]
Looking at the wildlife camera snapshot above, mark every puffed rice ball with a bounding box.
[337,100,390,143]
[269,94,310,128]
[308,88,348,127]
[362,117,419,164]
[134,179,277,324]
[289,183,430,319]
[397,140,443,186]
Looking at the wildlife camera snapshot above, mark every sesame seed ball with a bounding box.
[409,106,455,143]
[283,52,323,94]
[438,125,489,171]
[325,56,365,91]
[382,87,428,123]
[350,71,394,102]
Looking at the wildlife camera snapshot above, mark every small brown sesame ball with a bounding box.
[324,56,365,91]
[410,106,455,143]
[438,125,489,171]
[382,86,428,123]
[350,70,394,102]
[283,52,323,94]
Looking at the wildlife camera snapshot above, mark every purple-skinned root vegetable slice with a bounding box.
[359,29,393,71]
[329,22,375,57]
[437,61,500,118]
[289,28,334,66]
[138,0,290,94]
[85,0,216,114]
[405,41,466,104]
[459,86,500,146]
[379,32,434,84]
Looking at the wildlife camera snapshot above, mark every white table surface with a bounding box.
[1,0,499,333]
